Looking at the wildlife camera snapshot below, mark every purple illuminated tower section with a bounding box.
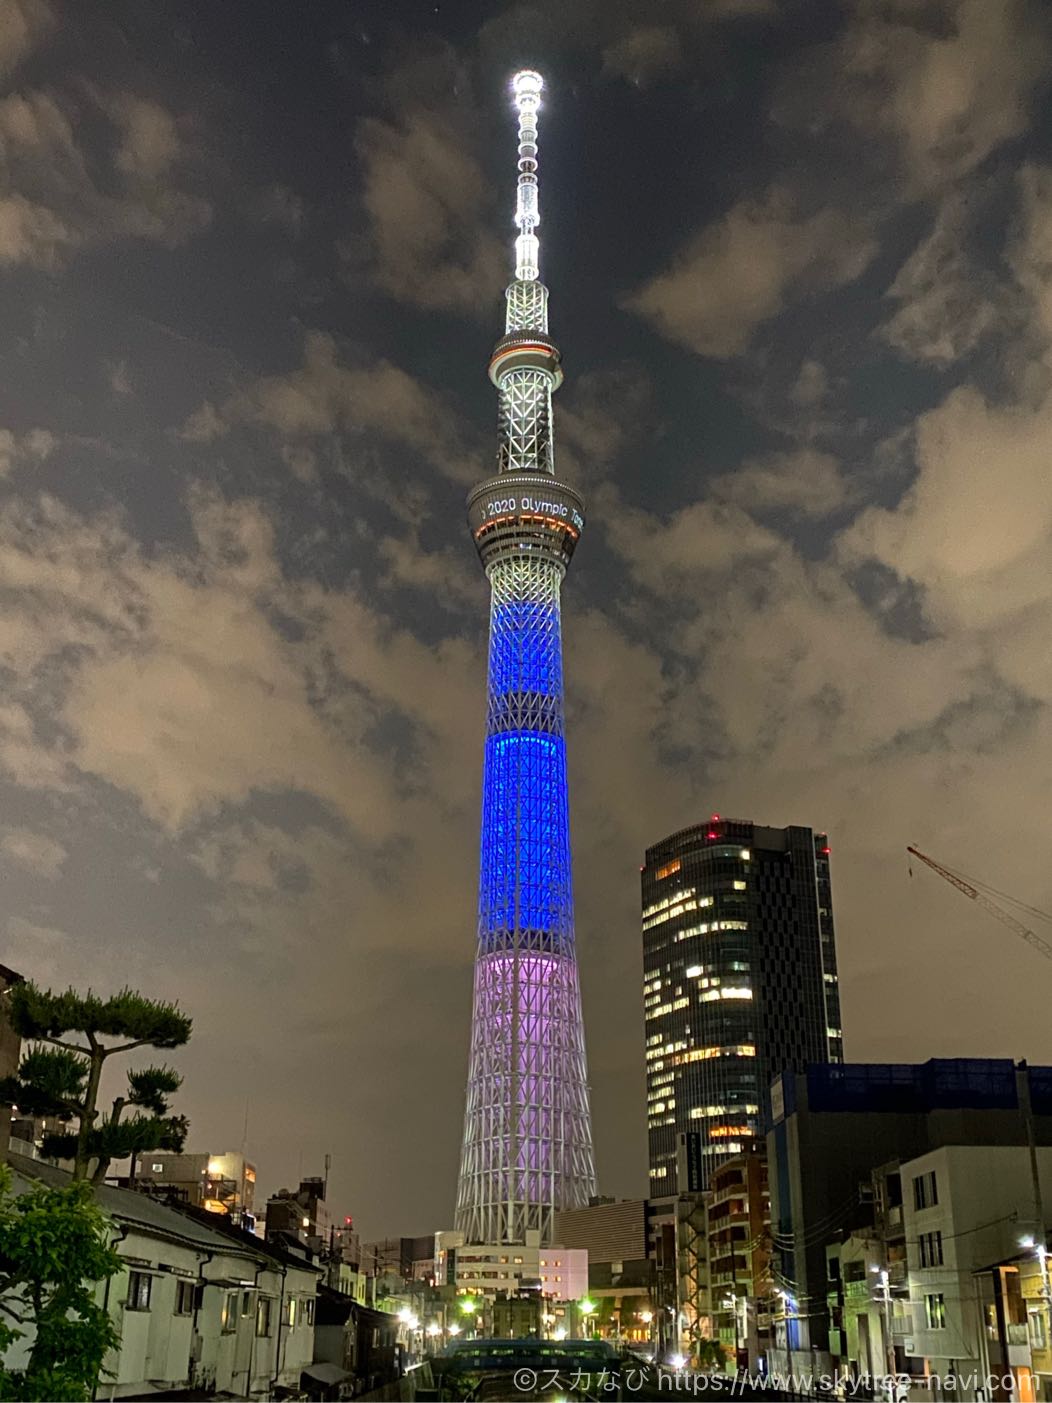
[455,71,596,1246]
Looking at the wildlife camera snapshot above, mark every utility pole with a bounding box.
[877,1268,895,1387]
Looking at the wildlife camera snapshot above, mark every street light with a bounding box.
[448,1322,461,1337]
[580,1298,597,1339]
[723,1294,741,1367]
[427,1322,441,1339]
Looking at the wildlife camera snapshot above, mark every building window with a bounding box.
[1030,1309,1047,1350]
[241,1290,254,1317]
[126,1271,152,1312]
[151,1162,164,1173]
[256,1296,274,1337]
[919,1231,944,1267]
[175,1280,195,1315]
[285,1297,298,1328]
[913,1170,938,1211]
[924,1294,946,1330]
[304,1298,315,1327]
[221,1290,239,1334]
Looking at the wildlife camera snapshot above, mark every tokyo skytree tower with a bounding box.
[455,71,597,1246]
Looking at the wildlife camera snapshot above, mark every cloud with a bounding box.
[601,27,682,86]
[599,488,782,597]
[1011,164,1052,354]
[789,359,829,410]
[5,915,70,981]
[0,826,66,877]
[479,0,773,73]
[0,486,484,842]
[624,189,876,357]
[351,105,504,314]
[0,86,211,268]
[252,183,306,237]
[557,365,654,489]
[107,360,133,397]
[844,382,1052,701]
[0,426,55,476]
[880,194,1011,365]
[0,0,52,78]
[107,93,181,180]
[710,448,857,520]
[840,0,1050,192]
[183,331,475,485]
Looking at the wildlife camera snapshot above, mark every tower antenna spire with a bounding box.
[511,69,543,282]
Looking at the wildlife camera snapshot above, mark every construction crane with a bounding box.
[907,845,1052,964]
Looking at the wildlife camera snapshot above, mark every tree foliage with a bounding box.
[0,1164,121,1400]
[0,984,192,1183]
[693,1336,727,1371]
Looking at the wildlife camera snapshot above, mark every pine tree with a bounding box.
[0,984,192,1184]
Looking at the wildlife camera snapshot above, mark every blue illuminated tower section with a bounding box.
[455,71,596,1246]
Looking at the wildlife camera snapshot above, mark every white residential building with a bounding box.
[5,1155,321,1399]
[901,1144,1052,1390]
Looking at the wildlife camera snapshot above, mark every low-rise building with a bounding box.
[555,1197,654,1344]
[312,1284,400,1397]
[707,1140,770,1370]
[769,1059,1052,1384]
[902,1143,1052,1397]
[5,1153,319,1398]
[648,1188,710,1361]
[131,1149,257,1227]
[434,1229,588,1303]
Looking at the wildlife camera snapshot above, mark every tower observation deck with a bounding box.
[455,71,597,1246]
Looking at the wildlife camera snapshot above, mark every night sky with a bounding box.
[2,0,1052,1239]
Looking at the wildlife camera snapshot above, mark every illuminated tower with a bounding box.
[455,71,597,1246]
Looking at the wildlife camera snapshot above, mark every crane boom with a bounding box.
[907,845,1052,964]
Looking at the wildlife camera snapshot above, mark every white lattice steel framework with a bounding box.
[455,71,596,1246]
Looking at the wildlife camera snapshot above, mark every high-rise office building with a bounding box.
[641,816,842,1192]
[454,72,596,1246]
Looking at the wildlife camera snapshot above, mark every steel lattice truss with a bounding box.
[455,70,596,1247]
[498,368,554,474]
[456,559,595,1245]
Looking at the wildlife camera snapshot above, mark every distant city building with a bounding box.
[136,1150,257,1224]
[706,1139,771,1369]
[647,1176,709,1360]
[266,1175,329,1248]
[642,816,842,1192]
[362,1234,436,1283]
[979,1243,1052,1400]
[435,1229,587,1302]
[492,1291,544,1339]
[768,1058,1052,1382]
[554,1197,653,1344]
[313,1285,399,1396]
